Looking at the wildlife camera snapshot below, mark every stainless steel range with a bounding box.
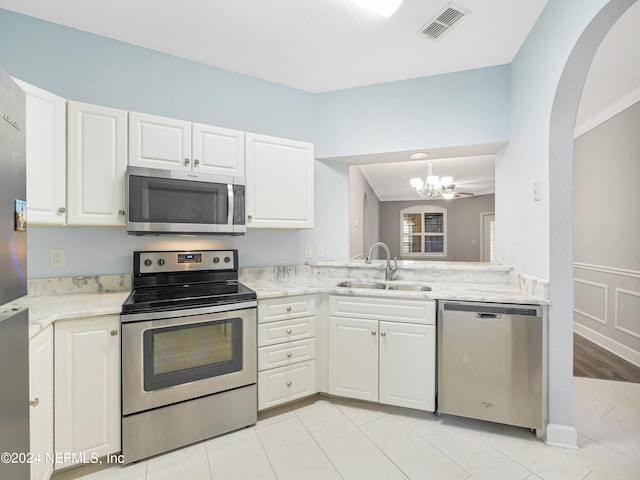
[121,249,257,464]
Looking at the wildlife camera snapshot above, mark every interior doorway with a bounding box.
[480,213,495,262]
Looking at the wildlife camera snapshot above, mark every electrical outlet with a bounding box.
[50,248,66,268]
[317,245,324,258]
[304,244,313,258]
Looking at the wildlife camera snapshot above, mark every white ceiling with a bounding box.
[1,0,638,201]
[0,0,548,93]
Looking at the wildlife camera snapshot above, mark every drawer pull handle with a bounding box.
[286,307,292,312]
[29,398,39,408]
[287,352,293,358]
[286,381,292,387]
[110,329,118,336]
[381,331,386,337]
[184,158,190,165]
[286,329,292,335]
[371,330,377,336]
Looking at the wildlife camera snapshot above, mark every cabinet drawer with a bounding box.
[258,338,316,371]
[258,360,317,410]
[329,295,435,325]
[258,316,315,347]
[258,295,316,323]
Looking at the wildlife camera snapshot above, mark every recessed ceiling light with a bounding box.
[346,0,404,18]
[409,152,429,159]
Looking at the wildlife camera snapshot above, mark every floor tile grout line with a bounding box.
[307,397,414,479]
[252,425,284,480]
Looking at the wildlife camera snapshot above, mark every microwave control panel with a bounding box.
[233,185,245,225]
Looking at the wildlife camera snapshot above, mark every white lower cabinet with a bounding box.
[257,295,317,410]
[29,325,54,480]
[54,316,121,469]
[328,295,436,412]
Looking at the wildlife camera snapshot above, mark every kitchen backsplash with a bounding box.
[28,275,132,296]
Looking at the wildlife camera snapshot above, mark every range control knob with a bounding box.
[213,257,220,264]
[144,259,152,267]
[224,256,231,263]
[157,259,165,266]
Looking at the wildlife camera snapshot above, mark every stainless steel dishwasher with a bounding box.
[437,301,543,430]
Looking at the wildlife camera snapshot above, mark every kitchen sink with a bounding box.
[336,281,431,292]
[336,281,386,289]
[386,284,432,292]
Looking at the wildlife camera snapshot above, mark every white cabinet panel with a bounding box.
[245,133,314,229]
[14,79,67,225]
[258,338,316,371]
[258,360,316,410]
[54,316,120,469]
[29,326,54,480]
[379,321,436,411]
[129,113,245,176]
[258,316,315,346]
[328,296,436,412]
[129,112,191,171]
[67,101,127,226]
[192,123,244,176]
[328,316,378,402]
[258,294,316,323]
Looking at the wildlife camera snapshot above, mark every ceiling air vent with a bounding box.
[419,3,468,40]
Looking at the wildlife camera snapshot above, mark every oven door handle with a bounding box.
[121,300,257,323]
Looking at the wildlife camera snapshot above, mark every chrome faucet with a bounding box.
[365,242,398,281]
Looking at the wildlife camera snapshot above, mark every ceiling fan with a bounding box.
[409,161,474,200]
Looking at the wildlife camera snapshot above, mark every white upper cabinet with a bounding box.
[192,122,245,176]
[67,101,128,226]
[245,133,314,229]
[14,79,67,225]
[129,112,245,176]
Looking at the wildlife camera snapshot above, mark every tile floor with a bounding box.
[53,377,640,480]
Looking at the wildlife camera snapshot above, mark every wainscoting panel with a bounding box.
[573,263,640,368]
[574,278,608,325]
[615,288,640,339]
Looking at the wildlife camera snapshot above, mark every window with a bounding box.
[400,206,447,257]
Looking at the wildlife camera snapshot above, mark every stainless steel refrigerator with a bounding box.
[0,66,30,480]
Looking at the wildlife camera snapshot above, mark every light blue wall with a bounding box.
[0,8,508,278]
[314,65,510,158]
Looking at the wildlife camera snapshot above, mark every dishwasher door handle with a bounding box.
[475,313,502,319]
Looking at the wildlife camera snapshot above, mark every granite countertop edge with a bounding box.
[19,279,547,340]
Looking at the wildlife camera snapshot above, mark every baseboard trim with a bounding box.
[574,322,640,368]
[545,423,578,449]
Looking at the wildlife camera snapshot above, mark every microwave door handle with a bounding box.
[227,184,234,225]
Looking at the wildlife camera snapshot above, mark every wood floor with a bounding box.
[574,332,640,383]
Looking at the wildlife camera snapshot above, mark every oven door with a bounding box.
[122,305,256,416]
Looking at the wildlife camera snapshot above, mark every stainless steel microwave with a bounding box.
[125,166,246,235]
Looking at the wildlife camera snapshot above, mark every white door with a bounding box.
[14,79,67,225]
[192,123,245,176]
[245,133,314,229]
[379,322,436,411]
[328,316,378,402]
[67,101,127,226]
[54,316,121,469]
[29,326,54,480]
[129,112,191,171]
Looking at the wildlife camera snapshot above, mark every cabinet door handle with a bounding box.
[194,159,200,165]
[110,329,119,336]
[184,158,191,165]
[58,207,66,213]
[118,210,125,216]
[286,307,292,312]
[286,329,292,335]
[371,330,377,336]
[286,352,293,358]
[286,381,292,387]
[380,331,386,337]
[29,398,39,408]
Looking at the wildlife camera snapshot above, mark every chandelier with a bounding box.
[410,162,456,199]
